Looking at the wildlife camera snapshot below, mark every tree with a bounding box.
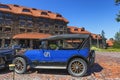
[115,0,120,22]
[114,30,120,41]
[112,30,120,48]
[101,30,107,48]
[115,0,120,5]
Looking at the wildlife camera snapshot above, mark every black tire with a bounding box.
[68,58,87,77]
[89,51,95,67]
[12,57,27,74]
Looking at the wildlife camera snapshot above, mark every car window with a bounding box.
[62,39,84,49]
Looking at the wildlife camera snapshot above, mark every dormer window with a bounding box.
[22,9,31,13]
[81,27,85,31]
[56,14,62,17]
[13,5,19,7]
[48,11,52,13]
[0,5,11,10]
[41,11,48,15]
[74,28,78,31]
[32,8,37,10]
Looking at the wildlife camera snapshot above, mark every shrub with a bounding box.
[112,41,120,48]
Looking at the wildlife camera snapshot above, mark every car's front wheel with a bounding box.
[68,58,87,77]
[13,57,27,74]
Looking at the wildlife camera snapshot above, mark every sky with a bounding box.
[0,0,120,39]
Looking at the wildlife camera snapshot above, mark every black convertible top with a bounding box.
[41,34,90,40]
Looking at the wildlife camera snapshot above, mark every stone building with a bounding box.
[0,3,68,48]
[67,26,103,47]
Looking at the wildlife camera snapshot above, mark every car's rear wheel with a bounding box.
[13,57,27,74]
[68,58,87,77]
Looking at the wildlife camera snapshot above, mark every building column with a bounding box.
[90,36,92,47]
[30,40,33,49]
[2,39,5,48]
[97,37,99,48]
[0,39,2,48]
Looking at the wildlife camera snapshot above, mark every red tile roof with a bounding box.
[91,33,102,39]
[67,26,91,34]
[106,40,114,47]
[13,32,51,39]
[0,3,68,23]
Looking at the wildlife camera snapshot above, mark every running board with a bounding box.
[34,66,66,69]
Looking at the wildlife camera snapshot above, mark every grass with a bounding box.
[91,46,120,52]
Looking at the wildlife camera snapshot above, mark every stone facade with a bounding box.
[0,3,68,48]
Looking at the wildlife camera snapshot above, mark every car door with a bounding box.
[47,49,78,62]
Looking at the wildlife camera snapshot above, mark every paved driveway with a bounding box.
[0,52,120,80]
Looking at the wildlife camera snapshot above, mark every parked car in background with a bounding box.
[13,34,95,77]
[0,45,21,69]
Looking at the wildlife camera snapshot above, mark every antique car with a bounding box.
[13,34,95,77]
[0,48,15,69]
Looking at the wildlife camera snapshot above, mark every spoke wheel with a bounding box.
[13,57,27,74]
[68,58,87,77]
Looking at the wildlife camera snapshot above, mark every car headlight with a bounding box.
[0,57,5,64]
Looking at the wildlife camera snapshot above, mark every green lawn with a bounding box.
[91,47,120,52]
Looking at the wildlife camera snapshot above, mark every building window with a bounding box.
[5,20,13,25]
[20,29,25,33]
[45,24,49,28]
[4,39,10,47]
[27,17,33,21]
[39,30,43,33]
[0,12,3,18]
[59,26,63,29]
[55,31,58,34]
[56,14,62,17]
[19,16,26,20]
[27,29,32,32]
[0,27,2,31]
[39,23,43,27]
[67,28,70,31]
[27,22,33,27]
[60,31,63,34]
[4,28,11,32]
[41,11,48,15]
[22,9,31,13]
[45,30,49,33]
[0,19,4,25]
[0,5,11,10]
[19,21,26,26]
[55,25,58,28]
[74,28,78,31]
[4,13,13,19]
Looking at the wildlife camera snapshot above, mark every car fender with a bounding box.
[67,55,89,68]
[13,55,31,65]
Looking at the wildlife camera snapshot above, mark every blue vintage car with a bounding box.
[13,34,95,77]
